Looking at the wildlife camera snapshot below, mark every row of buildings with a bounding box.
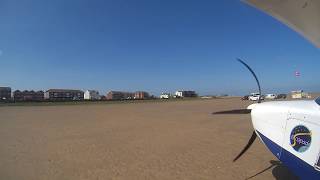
[0,87,157,102]
[0,87,198,102]
[0,88,85,102]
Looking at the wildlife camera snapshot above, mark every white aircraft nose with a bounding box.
[249,102,290,153]
[247,103,258,110]
[249,103,262,136]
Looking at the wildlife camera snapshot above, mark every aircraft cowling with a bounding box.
[250,101,289,159]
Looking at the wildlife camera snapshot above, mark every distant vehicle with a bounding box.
[248,93,264,101]
[160,93,170,99]
[241,95,249,100]
[276,94,287,99]
[265,94,276,99]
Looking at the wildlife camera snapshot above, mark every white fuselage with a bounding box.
[249,100,320,179]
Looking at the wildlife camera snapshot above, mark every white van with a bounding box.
[249,93,264,101]
[265,94,276,99]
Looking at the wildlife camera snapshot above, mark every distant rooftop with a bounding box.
[46,89,83,93]
[0,87,11,90]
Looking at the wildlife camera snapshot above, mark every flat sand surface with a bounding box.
[0,98,298,180]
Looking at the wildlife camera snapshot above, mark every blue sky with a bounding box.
[0,0,319,96]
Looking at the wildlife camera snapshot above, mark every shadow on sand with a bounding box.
[246,160,299,180]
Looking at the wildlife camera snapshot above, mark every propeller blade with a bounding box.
[237,59,262,103]
[233,131,257,162]
[213,109,251,114]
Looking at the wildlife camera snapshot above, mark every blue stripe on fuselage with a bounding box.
[256,131,320,180]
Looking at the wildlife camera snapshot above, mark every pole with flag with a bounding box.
[294,69,301,97]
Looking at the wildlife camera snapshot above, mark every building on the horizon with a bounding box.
[84,90,101,100]
[134,91,149,100]
[13,90,44,102]
[44,89,84,101]
[0,87,12,101]
[106,91,134,100]
[175,90,197,98]
[291,90,309,99]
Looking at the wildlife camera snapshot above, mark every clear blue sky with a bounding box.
[0,0,319,96]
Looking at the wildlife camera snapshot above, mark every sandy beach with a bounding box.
[0,98,298,180]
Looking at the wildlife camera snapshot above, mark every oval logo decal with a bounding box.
[290,125,312,153]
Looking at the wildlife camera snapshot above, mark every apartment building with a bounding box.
[0,87,11,101]
[134,91,150,99]
[13,90,44,101]
[44,89,84,101]
[84,90,100,100]
[106,91,134,100]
